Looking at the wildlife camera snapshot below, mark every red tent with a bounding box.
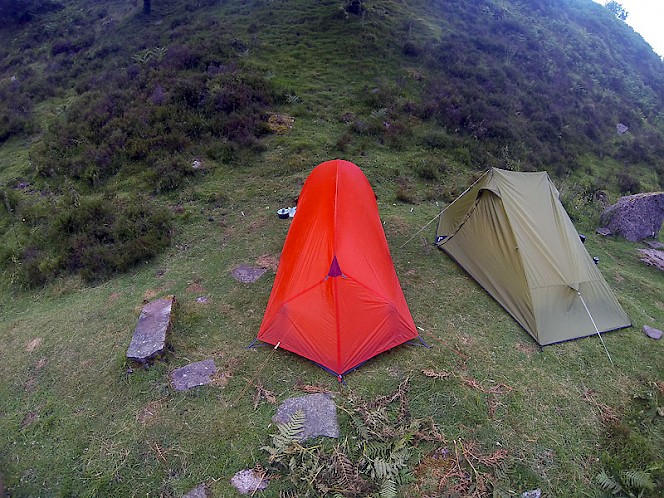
[257,159,418,378]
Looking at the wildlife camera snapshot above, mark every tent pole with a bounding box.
[400,169,490,249]
[577,291,613,365]
[399,211,443,248]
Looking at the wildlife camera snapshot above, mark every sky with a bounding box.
[592,0,664,57]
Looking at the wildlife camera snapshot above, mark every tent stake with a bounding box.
[577,292,613,365]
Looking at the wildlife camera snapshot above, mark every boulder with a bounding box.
[599,192,664,242]
[126,296,175,363]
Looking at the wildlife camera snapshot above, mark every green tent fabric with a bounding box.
[435,168,630,345]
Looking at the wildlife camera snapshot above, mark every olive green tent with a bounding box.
[435,168,630,346]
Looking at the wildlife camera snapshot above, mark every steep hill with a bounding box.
[1,0,664,286]
[1,0,663,285]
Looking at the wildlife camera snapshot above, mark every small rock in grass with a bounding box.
[521,489,542,498]
[182,483,207,498]
[273,393,339,441]
[643,325,663,340]
[231,264,267,283]
[170,359,216,391]
[231,469,269,495]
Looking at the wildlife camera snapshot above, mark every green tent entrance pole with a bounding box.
[577,291,614,365]
[401,169,490,249]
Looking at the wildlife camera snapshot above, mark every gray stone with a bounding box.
[273,393,339,441]
[638,249,664,271]
[231,264,267,283]
[645,240,664,249]
[596,227,612,236]
[195,296,209,304]
[230,469,269,495]
[182,483,207,498]
[127,296,175,363]
[599,192,664,242]
[643,325,663,340]
[521,490,541,498]
[170,359,216,391]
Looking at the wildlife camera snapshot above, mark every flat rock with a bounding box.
[599,192,664,242]
[182,483,207,498]
[231,264,267,283]
[643,325,663,340]
[638,249,664,271]
[521,490,541,498]
[126,296,175,363]
[596,227,612,236]
[645,240,664,249]
[272,393,339,441]
[230,469,269,495]
[170,359,216,391]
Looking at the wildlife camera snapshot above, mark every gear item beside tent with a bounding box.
[435,168,630,346]
[257,159,419,378]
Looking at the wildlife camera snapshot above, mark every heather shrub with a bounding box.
[4,191,172,287]
[32,46,277,186]
[617,171,641,194]
[151,157,195,193]
[0,84,35,142]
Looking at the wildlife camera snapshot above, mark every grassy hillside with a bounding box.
[0,0,663,496]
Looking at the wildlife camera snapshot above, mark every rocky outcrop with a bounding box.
[599,192,664,242]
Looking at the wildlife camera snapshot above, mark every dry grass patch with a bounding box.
[136,400,163,427]
[25,338,42,352]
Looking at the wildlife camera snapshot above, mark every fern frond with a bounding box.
[595,470,624,494]
[264,410,306,464]
[620,469,655,492]
[379,478,398,498]
[276,410,305,441]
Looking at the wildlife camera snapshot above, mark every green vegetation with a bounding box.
[0,0,663,496]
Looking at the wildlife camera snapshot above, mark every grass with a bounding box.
[1,0,663,496]
[1,177,662,496]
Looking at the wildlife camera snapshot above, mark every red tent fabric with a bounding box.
[258,159,418,377]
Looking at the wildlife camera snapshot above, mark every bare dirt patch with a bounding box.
[143,289,158,300]
[515,341,539,357]
[186,282,206,293]
[248,215,269,231]
[21,411,39,428]
[256,254,280,271]
[25,338,42,352]
[35,358,48,369]
[136,400,162,426]
[23,378,38,392]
